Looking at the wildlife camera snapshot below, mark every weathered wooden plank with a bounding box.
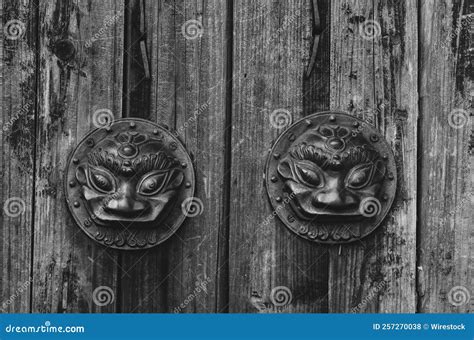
[119,0,229,312]
[1,0,37,313]
[418,0,473,313]
[229,0,331,313]
[32,0,124,312]
[328,0,418,312]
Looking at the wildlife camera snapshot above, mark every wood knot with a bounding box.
[53,39,75,61]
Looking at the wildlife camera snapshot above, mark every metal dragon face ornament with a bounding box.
[265,112,397,244]
[65,118,195,250]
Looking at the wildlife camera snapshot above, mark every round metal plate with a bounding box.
[65,118,195,250]
[265,111,397,244]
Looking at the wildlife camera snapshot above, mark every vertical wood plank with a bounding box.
[32,0,124,312]
[1,0,37,313]
[229,0,331,313]
[119,0,229,312]
[328,0,418,312]
[418,0,473,313]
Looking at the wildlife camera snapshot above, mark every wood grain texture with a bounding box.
[418,0,473,313]
[229,0,331,313]
[328,0,418,312]
[119,0,229,312]
[31,0,123,312]
[1,0,37,313]
[1,0,471,315]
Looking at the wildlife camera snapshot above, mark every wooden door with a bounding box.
[1,0,472,313]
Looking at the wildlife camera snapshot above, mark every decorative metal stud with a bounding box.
[65,118,195,250]
[265,111,397,244]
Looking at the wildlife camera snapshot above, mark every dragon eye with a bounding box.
[138,171,167,196]
[89,167,115,193]
[294,161,324,188]
[346,163,373,189]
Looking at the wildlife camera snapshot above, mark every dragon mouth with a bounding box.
[288,194,363,222]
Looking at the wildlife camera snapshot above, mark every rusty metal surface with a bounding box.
[65,118,195,250]
[265,111,397,244]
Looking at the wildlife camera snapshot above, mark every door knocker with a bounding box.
[265,112,397,244]
[65,118,195,250]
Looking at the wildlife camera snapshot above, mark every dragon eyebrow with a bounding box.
[88,150,181,176]
[290,143,334,169]
[132,152,181,175]
[290,142,379,170]
[88,150,122,173]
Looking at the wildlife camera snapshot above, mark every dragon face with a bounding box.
[75,131,184,226]
[277,123,386,221]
